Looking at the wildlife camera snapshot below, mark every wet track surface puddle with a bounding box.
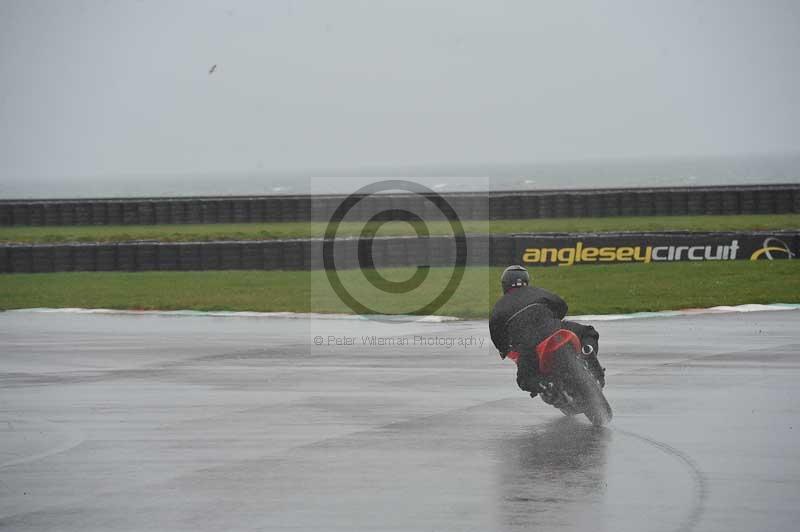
[1,310,799,531]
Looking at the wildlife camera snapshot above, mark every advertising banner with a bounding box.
[511,232,798,267]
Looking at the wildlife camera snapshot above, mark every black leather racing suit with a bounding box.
[489,286,603,392]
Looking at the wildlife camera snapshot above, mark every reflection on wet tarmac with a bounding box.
[496,417,610,531]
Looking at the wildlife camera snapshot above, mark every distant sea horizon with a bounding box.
[2,153,799,199]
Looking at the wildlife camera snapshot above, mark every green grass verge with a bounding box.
[1,214,797,244]
[1,261,797,318]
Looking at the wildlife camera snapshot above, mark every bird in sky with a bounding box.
[209,64,217,75]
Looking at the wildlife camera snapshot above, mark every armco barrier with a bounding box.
[1,184,798,226]
[1,232,796,273]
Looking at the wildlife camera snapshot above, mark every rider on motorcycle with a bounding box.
[489,265,605,397]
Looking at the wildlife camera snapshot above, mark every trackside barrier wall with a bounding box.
[1,184,798,226]
[1,232,796,273]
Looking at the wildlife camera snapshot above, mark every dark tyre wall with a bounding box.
[1,184,798,226]
[1,232,797,273]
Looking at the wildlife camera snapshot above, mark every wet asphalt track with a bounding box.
[1,310,799,532]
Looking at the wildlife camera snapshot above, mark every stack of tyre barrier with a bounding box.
[2,232,798,273]
[1,185,798,273]
[0,236,470,273]
[1,184,798,226]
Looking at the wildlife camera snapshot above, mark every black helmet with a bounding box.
[501,265,530,293]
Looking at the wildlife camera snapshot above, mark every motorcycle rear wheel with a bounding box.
[559,349,613,426]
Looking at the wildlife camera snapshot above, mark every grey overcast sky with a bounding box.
[1,0,799,182]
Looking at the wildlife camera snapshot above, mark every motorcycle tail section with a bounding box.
[536,329,613,426]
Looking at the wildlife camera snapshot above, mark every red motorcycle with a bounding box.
[509,329,612,426]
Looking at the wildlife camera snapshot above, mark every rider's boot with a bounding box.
[516,350,543,397]
[581,344,606,388]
